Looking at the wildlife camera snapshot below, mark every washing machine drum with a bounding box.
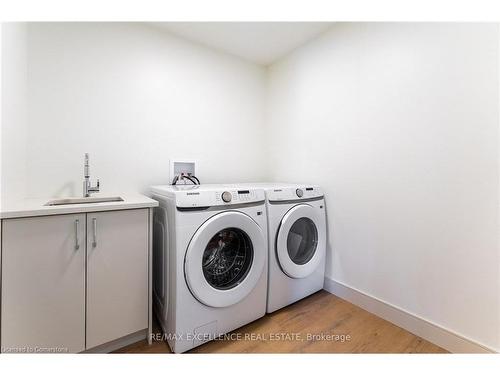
[184,211,266,308]
[276,204,326,279]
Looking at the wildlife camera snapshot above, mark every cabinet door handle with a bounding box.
[75,219,80,250]
[92,218,97,247]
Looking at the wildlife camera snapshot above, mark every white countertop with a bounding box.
[0,193,159,219]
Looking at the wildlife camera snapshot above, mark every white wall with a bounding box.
[1,23,27,206]
[266,23,499,351]
[2,22,267,199]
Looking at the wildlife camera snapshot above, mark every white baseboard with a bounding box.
[323,277,496,353]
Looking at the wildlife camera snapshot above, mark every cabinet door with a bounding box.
[86,209,148,349]
[1,214,86,353]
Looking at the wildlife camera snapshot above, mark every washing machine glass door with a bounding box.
[184,211,266,308]
[276,204,326,279]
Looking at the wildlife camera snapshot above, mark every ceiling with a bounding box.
[151,22,332,66]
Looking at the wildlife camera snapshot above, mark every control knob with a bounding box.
[296,188,304,198]
[221,191,232,203]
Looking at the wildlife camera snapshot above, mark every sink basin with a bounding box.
[44,196,124,206]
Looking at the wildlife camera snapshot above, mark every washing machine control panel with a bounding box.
[215,189,262,205]
[267,186,324,202]
[172,187,265,208]
[221,191,232,202]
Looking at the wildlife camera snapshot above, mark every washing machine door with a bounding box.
[184,211,266,308]
[276,204,326,279]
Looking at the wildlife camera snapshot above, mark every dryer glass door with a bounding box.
[185,211,265,308]
[276,204,326,279]
[287,217,318,265]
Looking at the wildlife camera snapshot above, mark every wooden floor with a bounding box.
[115,291,447,354]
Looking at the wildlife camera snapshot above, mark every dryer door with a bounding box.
[276,204,326,279]
[184,211,266,308]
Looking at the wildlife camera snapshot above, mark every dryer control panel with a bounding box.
[266,186,323,202]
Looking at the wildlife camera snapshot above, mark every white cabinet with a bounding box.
[1,214,86,353]
[86,209,148,349]
[0,208,151,353]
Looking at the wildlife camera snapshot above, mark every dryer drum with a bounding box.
[202,228,254,290]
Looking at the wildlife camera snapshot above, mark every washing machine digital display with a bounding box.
[287,218,318,265]
[202,228,254,290]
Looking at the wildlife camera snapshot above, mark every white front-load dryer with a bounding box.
[151,184,268,353]
[239,183,327,313]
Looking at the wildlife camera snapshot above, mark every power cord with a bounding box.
[182,175,198,185]
[172,174,201,185]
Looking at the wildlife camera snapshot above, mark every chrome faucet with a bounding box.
[83,153,100,197]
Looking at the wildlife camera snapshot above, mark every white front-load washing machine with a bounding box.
[240,183,327,313]
[151,184,268,353]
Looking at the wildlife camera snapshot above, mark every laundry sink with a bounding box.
[44,196,124,206]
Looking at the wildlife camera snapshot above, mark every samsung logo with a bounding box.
[186,192,200,195]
